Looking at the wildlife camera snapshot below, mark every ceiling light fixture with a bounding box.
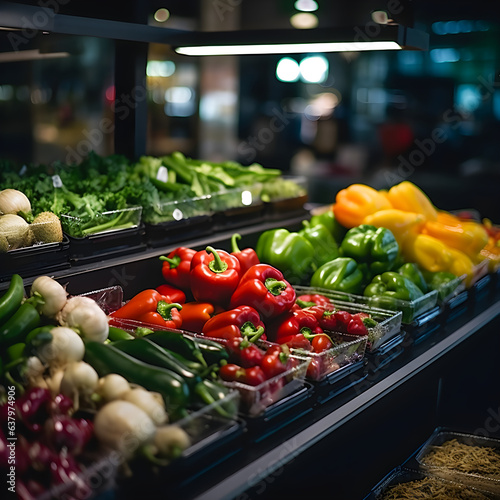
[290,13,319,29]
[294,0,319,12]
[173,25,428,57]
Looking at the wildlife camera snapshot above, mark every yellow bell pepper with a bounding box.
[404,233,453,273]
[480,238,500,272]
[422,211,489,261]
[446,247,475,285]
[363,209,425,249]
[386,181,438,221]
[333,184,392,229]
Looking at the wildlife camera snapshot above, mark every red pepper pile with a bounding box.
[109,237,378,383]
[219,343,297,388]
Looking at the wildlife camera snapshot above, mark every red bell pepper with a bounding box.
[178,301,217,332]
[202,305,266,341]
[219,363,267,386]
[155,284,186,304]
[159,247,197,293]
[229,263,296,319]
[260,344,292,379]
[266,309,322,349]
[109,289,183,329]
[303,304,338,330]
[294,293,332,309]
[231,233,260,275]
[190,246,241,307]
[226,337,266,368]
[346,312,377,336]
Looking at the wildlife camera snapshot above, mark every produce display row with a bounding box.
[1,173,500,498]
[0,152,308,276]
[1,262,499,498]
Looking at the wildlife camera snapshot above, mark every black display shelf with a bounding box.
[182,298,500,500]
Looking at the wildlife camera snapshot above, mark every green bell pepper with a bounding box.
[310,257,365,295]
[310,209,347,244]
[364,271,424,321]
[422,270,460,302]
[364,272,424,301]
[397,262,428,293]
[298,220,339,269]
[340,224,399,279]
[255,228,315,284]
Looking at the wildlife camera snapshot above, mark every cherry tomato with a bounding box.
[311,333,334,353]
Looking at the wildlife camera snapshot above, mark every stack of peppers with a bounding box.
[332,181,493,286]
[109,235,379,382]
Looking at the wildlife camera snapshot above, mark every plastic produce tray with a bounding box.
[364,466,497,499]
[66,224,147,264]
[283,332,368,383]
[143,195,213,247]
[210,184,266,230]
[415,429,500,496]
[262,175,309,220]
[60,206,143,238]
[0,235,71,282]
[294,286,403,351]
[217,353,310,418]
[295,285,438,324]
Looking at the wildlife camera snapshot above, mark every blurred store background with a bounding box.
[1,0,499,219]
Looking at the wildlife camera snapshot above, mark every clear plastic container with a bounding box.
[0,212,64,251]
[366,466,496,500]
[415,429,500,496]
[211,185,266,230]
[146,195,212,223]
[261,175,309,219]
[432,274,467,304]
[60,206,142,237]
[209,183,263,212]
[288,332,368,382]
[294,286,403,350]
[294,285,438,324]
[218,353,310,417]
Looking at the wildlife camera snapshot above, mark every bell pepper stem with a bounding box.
[206,246,228,273]
[240,322,264,340]
[156,301,182,321]
[264,278,287,296]
[159,255,181,268]
[301,329,334,344]
[248,326,265,343]
[295,299,316,308]
[231,233,242,253]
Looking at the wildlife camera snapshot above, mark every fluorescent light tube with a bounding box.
[176,41,402,56]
